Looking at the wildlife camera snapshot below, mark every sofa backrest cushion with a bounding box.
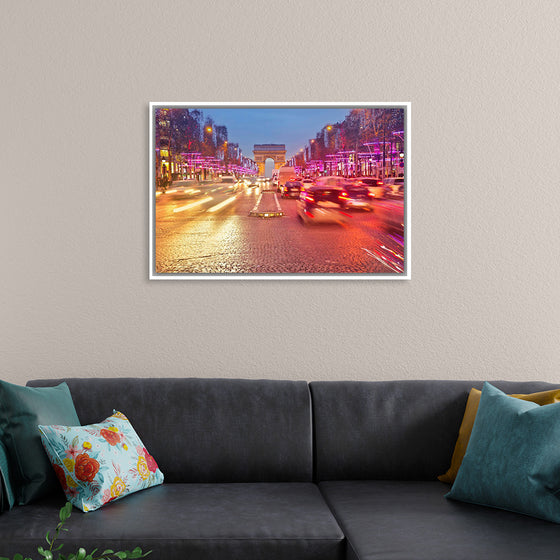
[310,380,560,481]
[27,378,313,483]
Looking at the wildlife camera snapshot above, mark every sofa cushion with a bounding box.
[0,483,345,560]
[27,378,313,483]
[320,480,560,560]
[310,380,560,480]
[446,382,560,523]
[39,411,164,512]
[438,386,560,484]
[0,380,80,504]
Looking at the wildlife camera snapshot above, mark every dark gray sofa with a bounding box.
[1,378,560,560]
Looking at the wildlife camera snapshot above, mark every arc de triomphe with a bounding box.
[253,144,286,176]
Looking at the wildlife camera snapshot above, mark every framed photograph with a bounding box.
[149,102,410,280]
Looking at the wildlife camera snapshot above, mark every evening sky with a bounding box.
[195,107,351,162]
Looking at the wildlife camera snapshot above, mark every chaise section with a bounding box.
[319,481,560,560]
[1,483,345,560]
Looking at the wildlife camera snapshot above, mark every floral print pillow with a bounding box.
[38,411,164,512]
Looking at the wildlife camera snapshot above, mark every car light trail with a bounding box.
[173,196,213,213]
[207,195,238,213]
[380,245,403,261]
[155,192,162,197]
[167,189,178,193]
[362,247,404,273]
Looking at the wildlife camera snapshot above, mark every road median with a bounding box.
[249,191,284,218]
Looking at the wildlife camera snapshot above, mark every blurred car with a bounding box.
[384,177,404,197]
[355,177,387,199]
[297,185,349,226]
[277,167,297,191]
[373,199,405,233]
[315,176,372,211]
[302,178,314,188]
[257,176,271,190]
[314,175,348,189]
[340,184,373,211]
[282,180,303,198]
[219,174,238,192]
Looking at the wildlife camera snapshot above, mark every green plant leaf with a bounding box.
[59,502,72,522]
[39,549,53,560]
[9,499,148,560]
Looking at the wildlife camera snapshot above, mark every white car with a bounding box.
[384,177,404,197]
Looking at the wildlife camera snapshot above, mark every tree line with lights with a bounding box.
[154,108,256,183]
[293,108,405,178]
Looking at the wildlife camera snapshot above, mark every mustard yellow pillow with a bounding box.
[438,387,560,484]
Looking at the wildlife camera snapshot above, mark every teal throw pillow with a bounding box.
[0,439,15,511]
[446,382,560,523]
[0,380,80,504]
[39,411,164,512]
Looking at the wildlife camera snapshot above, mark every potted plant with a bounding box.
[0,502,151,560]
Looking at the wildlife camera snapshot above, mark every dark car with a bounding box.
[296,185,349,226]
[340,184,373,211]
[282,180,303,198]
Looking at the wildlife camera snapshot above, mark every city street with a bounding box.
[154,182,404,275]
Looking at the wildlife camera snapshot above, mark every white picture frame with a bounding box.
[149,102,410,280]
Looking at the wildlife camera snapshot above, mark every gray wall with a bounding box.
[3,1,559,384]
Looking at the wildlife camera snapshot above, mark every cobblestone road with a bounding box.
[154,183,405,276]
